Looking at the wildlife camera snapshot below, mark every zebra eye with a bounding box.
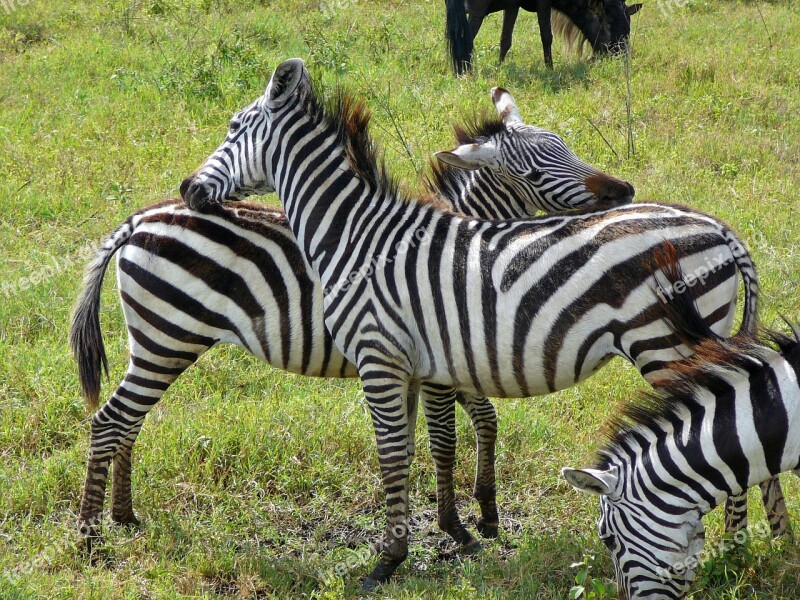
[526,167,543,180]
[229,121,242,135]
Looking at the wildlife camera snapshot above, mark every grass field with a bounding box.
[1,0,799,598]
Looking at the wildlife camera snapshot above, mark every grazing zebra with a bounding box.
[179,58,785,587]
[445,0,642,74]
[71,90,632,549]
[563,245,800,599]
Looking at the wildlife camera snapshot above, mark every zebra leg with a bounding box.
[457,393,499,539]
[724,477,791,537]
[109,423,144,526]
[407,381,420,460]
[724,494,748,533]
[79,354,194,548]
[420,385,481,553]
[499,7,519,62]
[760,476,791,538]
[361,372,413,590]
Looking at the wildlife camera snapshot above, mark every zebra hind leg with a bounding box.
[109,425,144,527]
[457,393,499,539]
[760,476,791,538]
[79,355,194,550]
[421,385,481,554]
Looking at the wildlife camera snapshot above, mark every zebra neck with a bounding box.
[615,354,800,518]
[275,120,431,297]
[437,168,530,220]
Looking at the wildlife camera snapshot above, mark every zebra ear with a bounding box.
[266,58,306,109]
[562,467,617,496]
[434,140,500,171]
[491,87,523,125]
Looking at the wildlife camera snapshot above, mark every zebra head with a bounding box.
[562,466,705,599]
[180,82,288,210]
[435,87,634,213]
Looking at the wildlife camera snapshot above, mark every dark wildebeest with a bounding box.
[446,0,642,74]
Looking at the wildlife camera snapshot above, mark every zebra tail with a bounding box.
[652,234,760,348]
[69,220,134,411]
[446,0,472,75]
[724,229,759,336]
[652,241,721,347]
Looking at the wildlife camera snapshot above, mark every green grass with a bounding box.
[1,0,799,597]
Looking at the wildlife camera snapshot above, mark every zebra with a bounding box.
[563,244,800,599]
[71,89,633,550]
[178,58,785,586]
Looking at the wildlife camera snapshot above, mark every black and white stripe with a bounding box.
[178,59,782,586]
[564,249,800,599]
[72,88,630,548]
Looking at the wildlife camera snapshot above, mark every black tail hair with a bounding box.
[652,241,727,348]
[69,221,133,410]
[446,0,473,74]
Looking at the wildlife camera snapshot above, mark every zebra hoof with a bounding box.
[362,554,402,590]
[477,519,499,539]
[111,512,141,530]
[460,538,482,555]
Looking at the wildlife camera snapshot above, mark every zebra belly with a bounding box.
[117,241,357,380]
[410,252,740,398]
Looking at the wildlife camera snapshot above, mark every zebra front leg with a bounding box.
[421,385,481,553]
[407,381,420,461]
[458,393,499,538]
[361,372,413,590]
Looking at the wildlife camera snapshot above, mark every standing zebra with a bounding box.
[71,91,633,549]
[563,246,800,599]
[179,58,785,587]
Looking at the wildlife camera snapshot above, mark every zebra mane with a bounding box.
[452,110,506,145]
[595,244,800,466]
[301,83,402,199]
[422,111,504,198]
[597,331,798,465]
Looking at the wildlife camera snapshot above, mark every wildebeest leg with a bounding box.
[467,0,490,42]
[499,7,519,62]
[537,1,553,69]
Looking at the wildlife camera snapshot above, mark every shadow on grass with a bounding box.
[477,59,592,93]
